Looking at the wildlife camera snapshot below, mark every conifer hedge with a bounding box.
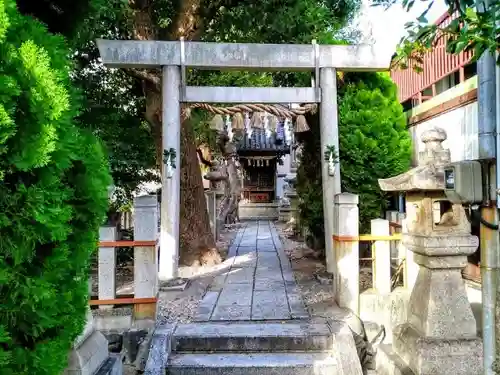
[0,1,111,373]
[296,72,411,244]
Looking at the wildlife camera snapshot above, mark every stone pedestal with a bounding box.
[376,128,483,375]
[389,230,482,375]
[65,309,123,375]
[205,184,225,241]
[205,190,217,239]
[285,190,299,220]
[278,176,299,224]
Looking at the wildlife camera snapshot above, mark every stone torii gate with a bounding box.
[96,39,390,281]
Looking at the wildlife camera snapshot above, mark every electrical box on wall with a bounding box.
[444,161,483,204]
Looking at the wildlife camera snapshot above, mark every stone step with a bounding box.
[375,344,413,375]
[167,352,339,375]
[363,320,383,343]
[172,320,332,352]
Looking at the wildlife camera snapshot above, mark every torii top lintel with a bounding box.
[96,39,391,72]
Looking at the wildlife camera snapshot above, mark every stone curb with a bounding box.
[143,324,176,375]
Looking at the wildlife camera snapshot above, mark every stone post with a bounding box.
[401,218,418,290]
[333,193,359,313]
[376,128,482,375]
[98,226,117,309]
[205,190,218,240]
[371,219,391,295]
[386,210,399,260]
[134,195,159,319]
[320,67,341,275]
[159,65,181,281]
[396,212,407,263]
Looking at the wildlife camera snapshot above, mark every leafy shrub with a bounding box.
[339,73,411,229]
[295,113,324,246]
[296,72,411,246]
[0,1,111,373]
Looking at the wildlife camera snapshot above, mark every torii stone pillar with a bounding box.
[95,39,390,283]
[320,67,341,274]
[160,66,181,280]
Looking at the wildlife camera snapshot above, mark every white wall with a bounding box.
[409,100,478,165]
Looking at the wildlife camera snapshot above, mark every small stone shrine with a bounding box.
[376,127,482,375]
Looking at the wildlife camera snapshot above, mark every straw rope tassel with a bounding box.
[251,112,263,129]
[210,114,225,131]
[231,112,245,131]
[268,115,278,132]
[294,114,310,133]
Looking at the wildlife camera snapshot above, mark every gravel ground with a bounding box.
[156,224,242,325]
[274,222,372,320]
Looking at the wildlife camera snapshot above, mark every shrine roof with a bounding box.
[236,129,290,154]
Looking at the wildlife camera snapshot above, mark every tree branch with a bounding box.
[164,0,201,40]
[196,148,213,167]
[128,0,157,40]
[124,69,161,92]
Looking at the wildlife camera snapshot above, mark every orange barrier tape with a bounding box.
[99,240,157,247]
[89,297,157,306]
[333,234,402,242]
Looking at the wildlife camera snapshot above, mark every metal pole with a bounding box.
[159,65,181,281]
[319,67,341,276]
[476,0,499,371]
[476,0,496,159]
[494,15,500,375]
[481,205,498,375]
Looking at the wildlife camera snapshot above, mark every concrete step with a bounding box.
[172,320,332,352]
[168,352,339,375]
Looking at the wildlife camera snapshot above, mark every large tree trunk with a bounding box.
[203,131,242,227]
[129,0,221,267]
[179,112,220,265]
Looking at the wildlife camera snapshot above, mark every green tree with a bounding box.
[0,1,111,373]
[297,72,411,246]
[372,0,499,70]
[339,73,411,228]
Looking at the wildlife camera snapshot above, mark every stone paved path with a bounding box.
[194,221,309,321]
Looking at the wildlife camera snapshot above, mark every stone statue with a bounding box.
[200,130,242,227]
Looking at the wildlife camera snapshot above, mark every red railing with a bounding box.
[390,12,474,103]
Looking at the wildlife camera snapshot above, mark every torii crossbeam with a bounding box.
[96,39,391,287]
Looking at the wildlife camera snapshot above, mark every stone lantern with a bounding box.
[376,127,482,375]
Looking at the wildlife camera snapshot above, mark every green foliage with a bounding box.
[296,114,325,243]
[0,1,111,373]
[72,65,158,205]
[200,0,360,44]
[372,0,500,69]
[339,73,411,230]
[297,72,411,241]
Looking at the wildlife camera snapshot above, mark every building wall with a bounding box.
[409,101,478,164]
[406,76,478,165]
